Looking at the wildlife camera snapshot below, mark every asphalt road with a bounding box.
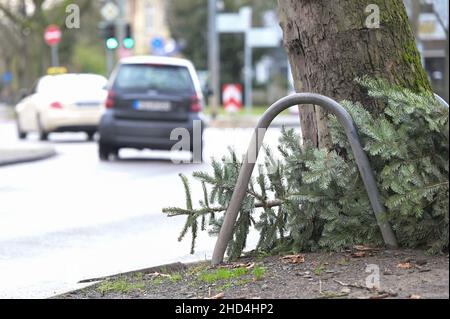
[0,120,286,298]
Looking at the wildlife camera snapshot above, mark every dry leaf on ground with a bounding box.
[397,262,413,269]
[354,245,380,252]
[281,254,305,264]
[351,251,367,258]
[206,292,225,299]
[350,245,380,258]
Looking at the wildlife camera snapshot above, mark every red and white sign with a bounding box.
[44,25,62,46]
[223,84,242,112]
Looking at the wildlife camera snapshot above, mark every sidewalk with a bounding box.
[0,106,57,166]
[0,146,56,167]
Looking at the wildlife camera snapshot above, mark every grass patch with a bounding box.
[98,278,144,295]
[187,263,209,276]
[218,277,253,291]
[152,277,164,285]
[133,272,143,281]
[314,264,326,276]
[253,266,266,281]
[219,282,233,290]
[170,273,183,283]
[198,267,249,284]
[337,257,349,266]
[147,273,183,285]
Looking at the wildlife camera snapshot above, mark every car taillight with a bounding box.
[50,102,63,109]
[190,95,202,112]
[105,90,115,109]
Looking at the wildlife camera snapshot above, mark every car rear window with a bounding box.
[38,74,107,94]
[113,64,195,94]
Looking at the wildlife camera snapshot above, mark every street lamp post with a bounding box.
[241,7,252,112]
[116,0,127,59]
[51,45,59,67]
[208,0,220,119]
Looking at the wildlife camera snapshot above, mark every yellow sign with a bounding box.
[47,66,67,75]
[419,21,437,34]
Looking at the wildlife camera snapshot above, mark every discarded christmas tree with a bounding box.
[163,79,449,259]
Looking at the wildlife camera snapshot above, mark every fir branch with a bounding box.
[163,199,284,217]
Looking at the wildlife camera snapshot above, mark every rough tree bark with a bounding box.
[278,0,433,148]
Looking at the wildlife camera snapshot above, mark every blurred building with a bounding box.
[126,0,171,55]
[404,0,449,100]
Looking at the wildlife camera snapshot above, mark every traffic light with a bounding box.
[123,23,134,49]
[104,23,118,50]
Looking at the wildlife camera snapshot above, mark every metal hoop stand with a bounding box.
[211,93,402,265]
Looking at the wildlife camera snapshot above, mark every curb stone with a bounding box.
[0,146,57,167]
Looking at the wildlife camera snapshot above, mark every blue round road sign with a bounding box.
[2,72,12,85]
[151,37,164,49]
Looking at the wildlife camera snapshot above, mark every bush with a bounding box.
[163,79,449,259]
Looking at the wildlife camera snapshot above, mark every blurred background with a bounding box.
[1,0,447,110]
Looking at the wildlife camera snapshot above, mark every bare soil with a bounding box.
[57,249,449,299]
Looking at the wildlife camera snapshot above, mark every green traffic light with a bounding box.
[106,37,119,50]
[123,37,135,49]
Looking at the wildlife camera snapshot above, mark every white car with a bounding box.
[15,73,108,140]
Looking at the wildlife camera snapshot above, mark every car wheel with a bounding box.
[110,147,119,159]
[38,130,48,141]
[87,132,96,141]
[99,143,118,161]
[36,115,48,141]
[99,143,110,161]
[16,117,27,140]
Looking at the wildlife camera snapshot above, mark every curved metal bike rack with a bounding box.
[211,93,400,265]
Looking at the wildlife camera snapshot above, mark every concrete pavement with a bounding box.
[0,146,56,167]
[0,105,57,167]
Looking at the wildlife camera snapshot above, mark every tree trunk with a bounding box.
[278,0,433,148]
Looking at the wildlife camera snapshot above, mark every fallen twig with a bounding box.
[333,279,397,297]
[217,262,255,270]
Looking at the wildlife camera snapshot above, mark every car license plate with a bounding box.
[76,102,100,107]
[134,100,171,111]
